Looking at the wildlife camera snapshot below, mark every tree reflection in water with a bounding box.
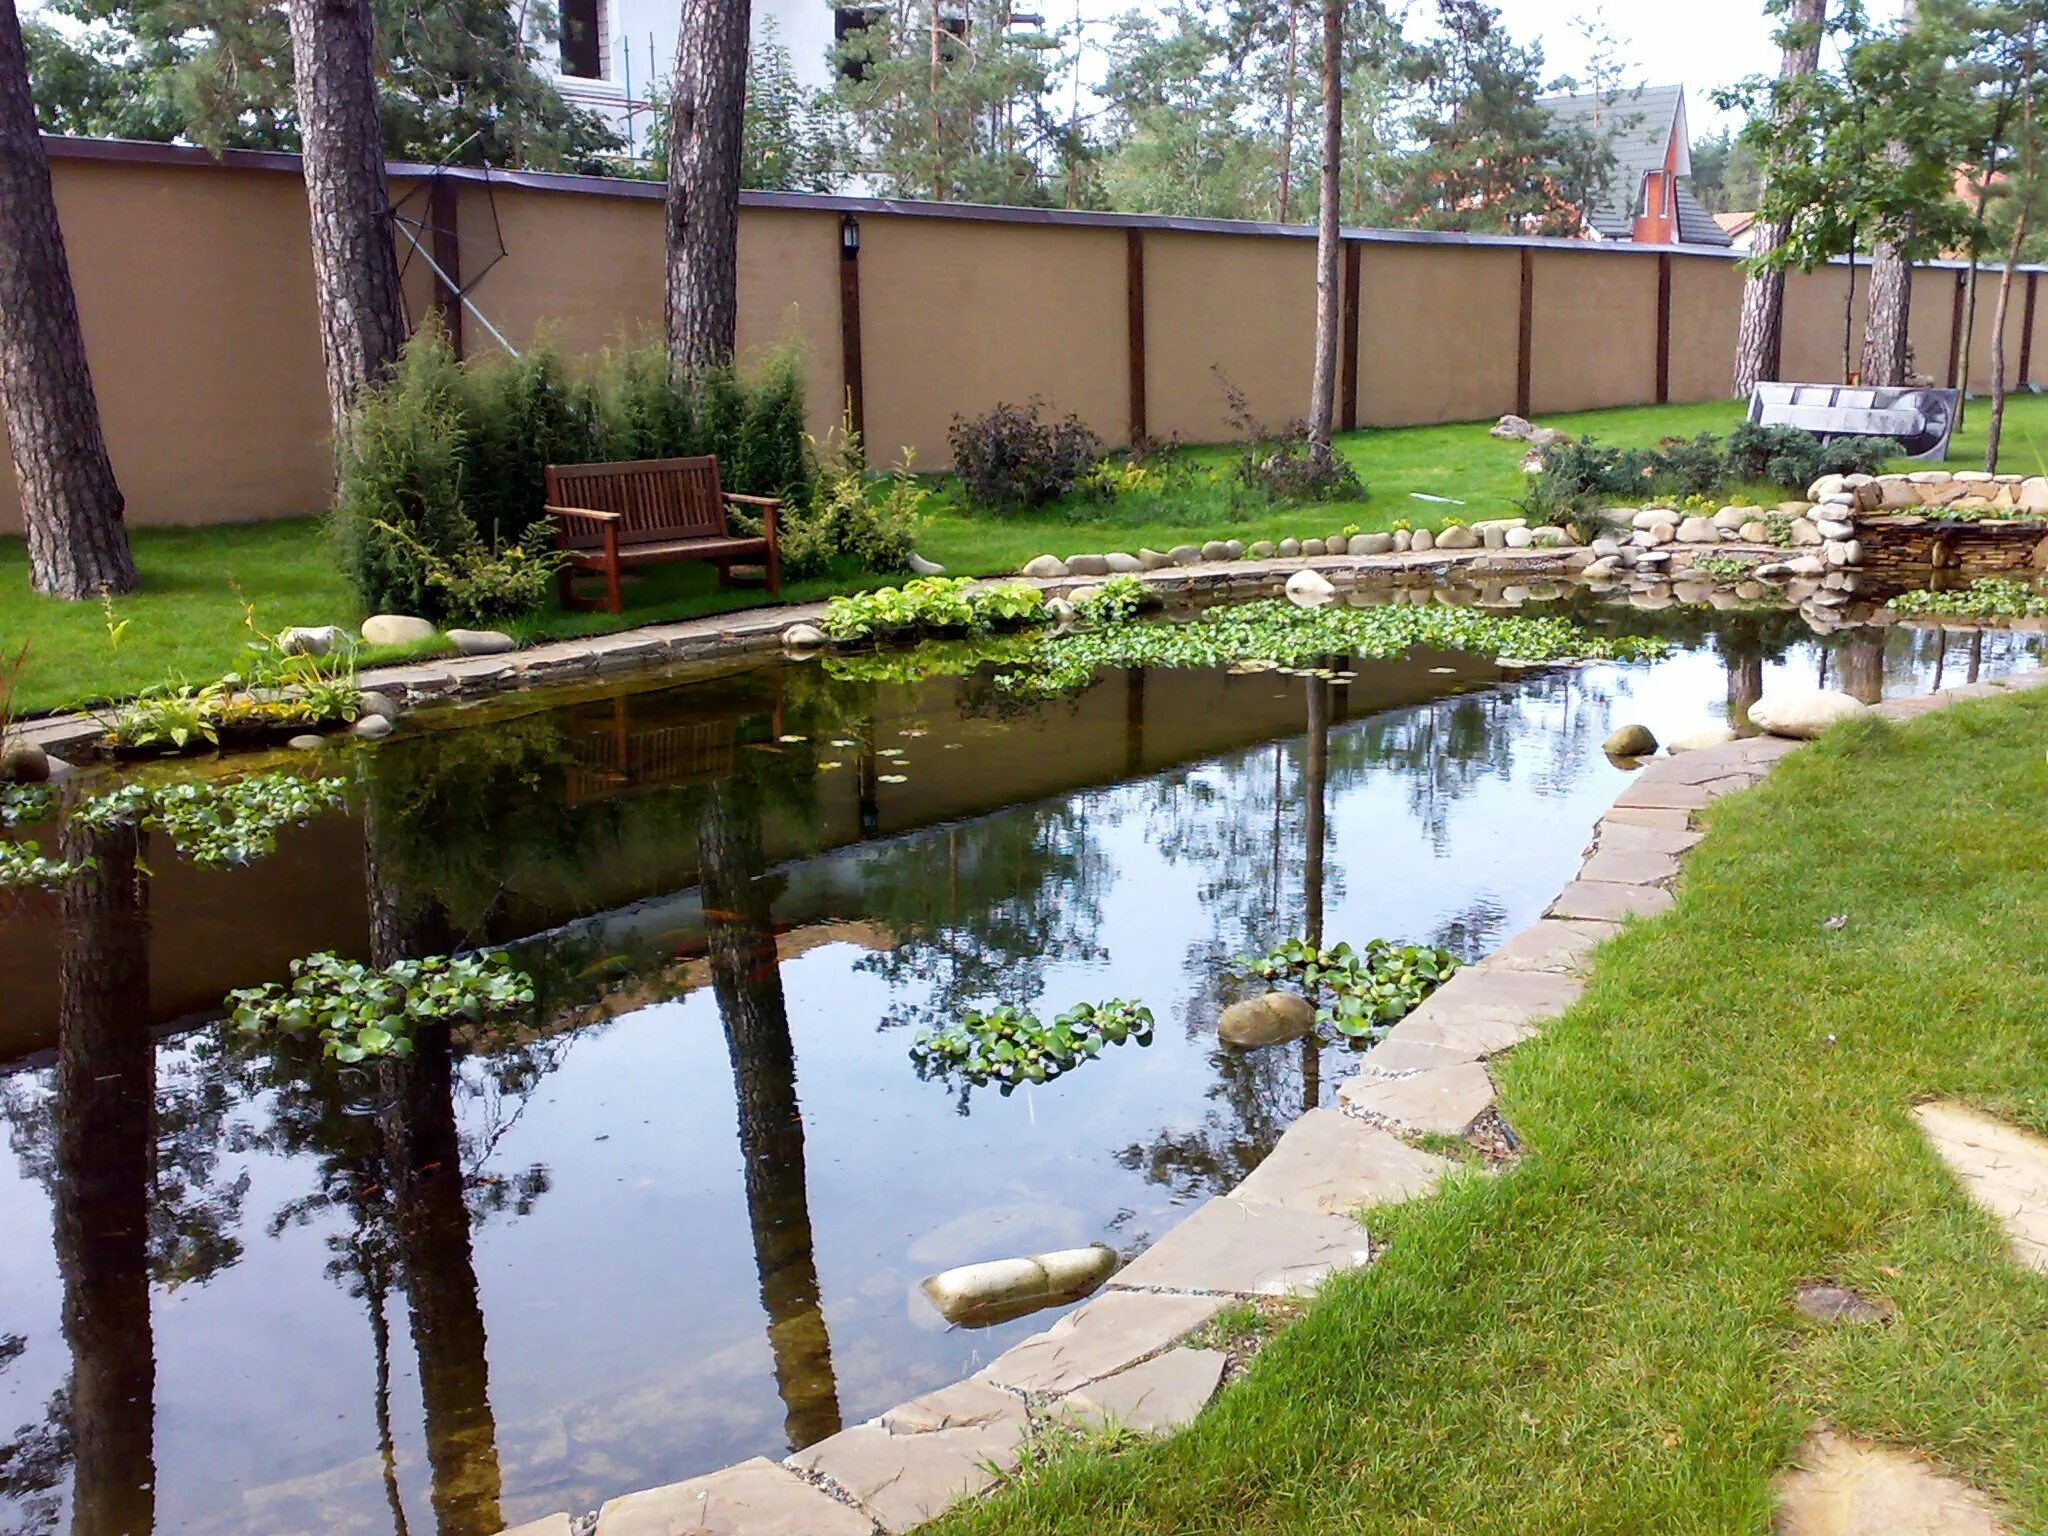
[699,777,844,1453]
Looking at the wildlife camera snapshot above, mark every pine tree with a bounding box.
[667,0,753,370]
[0,0,138,598]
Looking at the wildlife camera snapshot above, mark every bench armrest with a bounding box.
[545,504,623,525]
[722,493,783,508]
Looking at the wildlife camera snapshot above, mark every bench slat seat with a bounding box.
[544,455,781,614]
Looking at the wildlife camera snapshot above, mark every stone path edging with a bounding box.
[492,662,2048,1536]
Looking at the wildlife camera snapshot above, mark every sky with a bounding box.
[1504,0,1784,130]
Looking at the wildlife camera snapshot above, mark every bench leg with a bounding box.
[604,558,624,615]
[765,540,781,597]
[715,560,732,591]
[556,562,579,612]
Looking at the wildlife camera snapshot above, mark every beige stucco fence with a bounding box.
[5,135,2045,533]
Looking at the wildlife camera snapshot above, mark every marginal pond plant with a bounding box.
[1240,937,1461,1037]
[995,600,1669,695]
[228,950,537,1063]
[821,577,1050,643]
[1071,573,1149,625]
[1889,577,2048,620]
[910,998,1156,1093]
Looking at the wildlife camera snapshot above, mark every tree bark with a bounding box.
[0,0,137,598]
[1857,0,1920,387]
[1986,214,2029,473]
[1304,0,1342,459]
[1276,0,1300,223]
[699,781,843,1452]
[1859,231,1912,385]
[1733,0,1826,397]
[287,0,407,446]
[666,0,752,371]
[55,813,156,1536]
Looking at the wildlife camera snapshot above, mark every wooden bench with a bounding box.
[543,455,782,615]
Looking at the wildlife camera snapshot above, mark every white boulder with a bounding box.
[1749,691,1869,740]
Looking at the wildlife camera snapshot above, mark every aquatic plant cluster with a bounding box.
[0,772,348,889]
[1240,937,1462,1037]
[995,600,1669,695]
[911,999,1156,1092]
[1889,578,2048,620]
[228,950,537,1063]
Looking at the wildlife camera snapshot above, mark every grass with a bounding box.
[6,395,2048,714]
[926,688,2048,1534]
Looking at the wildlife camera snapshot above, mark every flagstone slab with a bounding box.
[1600,805,1696,832]
[1590,821,1703,857]
[1350,1035,1482,1078]
[1478,918,1617,976]
[975,1291,1225,1396]
[789,1381,1030,1534]
[1379,968,1582,1058]
[1339,1060,1496,1136]
[1576,845,1682,886]
[597,1457,875,1536]
[1611,779,1718,811]
[1228,1108,1454,1217]
[1773,1428,2006,1535]
[1914,1101,2048,1273]
[1107,1195,1370,1297]
[1057,1348,1228,1437]
[1547,879,1675,923]
[498,1517,574,1536]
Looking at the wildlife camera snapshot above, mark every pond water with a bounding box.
[0,603,2037,1536]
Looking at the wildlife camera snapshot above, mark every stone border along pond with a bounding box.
[21,490,2024,770]
[485,646,2048,1536]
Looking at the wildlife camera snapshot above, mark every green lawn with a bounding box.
[928,687,2048,1535]
[6,396,2048,714]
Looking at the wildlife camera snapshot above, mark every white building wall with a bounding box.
[553,0,841,156]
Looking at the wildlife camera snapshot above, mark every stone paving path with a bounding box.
[1914,1102,2048,1275]
[1772,1429,2008,1535]
[494,666,2048,1536]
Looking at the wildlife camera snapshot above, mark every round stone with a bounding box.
[1603,723,1658,758]
[361,614,436,647]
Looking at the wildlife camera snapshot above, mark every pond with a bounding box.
[0,601,2038,1536]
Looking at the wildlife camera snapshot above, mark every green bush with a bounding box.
[781,426,925,579]
[333,325,814,620]
[334,327,472,618]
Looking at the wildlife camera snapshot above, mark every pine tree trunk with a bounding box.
[287,0,406,445]
[0,0,137,598]
[1304,0,1342,459]
[666,0,752,371]
[1276,0,1299,223]
[1857,0,1920,387]
[1859,231,1912,385]
[1733,0,1825,397]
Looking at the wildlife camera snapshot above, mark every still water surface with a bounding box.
[0,609,2034,1535]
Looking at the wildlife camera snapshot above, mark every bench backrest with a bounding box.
[545,456,729,549]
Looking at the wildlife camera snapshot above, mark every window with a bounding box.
[561,0,604,79]
[835,5,882,81]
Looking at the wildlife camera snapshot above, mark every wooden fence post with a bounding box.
[839,213,864,442]
[1340,238,1361,432]
[1654,252,1672,405]
[427,176,462,357]
[1515,247,1535,418]
[1126,228,1147,445]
